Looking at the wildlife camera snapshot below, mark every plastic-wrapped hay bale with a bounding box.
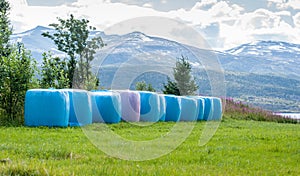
[211,97,222,120]
[90,91,121,123]
[62,89,92,127]
[200,97,214,121]
[158,94,166,122]
[25,89,70,127]
[90,90,109,92]
[164,95,181,122]
[191,96,205,121]
[139,91,160,122]
[180,97,198,121]
[117,90,140,122]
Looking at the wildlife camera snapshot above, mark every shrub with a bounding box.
[224,98,298,124]
[0,45,38,125]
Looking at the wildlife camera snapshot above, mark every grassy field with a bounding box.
[0,119,299,175]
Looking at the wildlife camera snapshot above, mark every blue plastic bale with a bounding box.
[164,95,181,122]
[139,91,160,122]
[201,97,214,121]
[211,97,222,120]
[191,96,205,121]
[62,89,92,127]
[91,91,121,124]
[24,89,70,127]
[180,97,198,121]
[158,95,166,122]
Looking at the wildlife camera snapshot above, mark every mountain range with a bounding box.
[11,26,300,112]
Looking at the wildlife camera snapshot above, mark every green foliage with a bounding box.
[173,55,198,95]
[163,55,198,95]
[40,52,69,89]
[82,75,100,91]
[0,121,299,175]
[42,14,104,88]
[0,45,37,125]
[223,98,298,124]
[0,0,12,57]
[135,81,156,92]
[75,36,105,90]
[162,77,180,95]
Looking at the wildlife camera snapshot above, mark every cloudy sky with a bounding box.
[8,0,300,50]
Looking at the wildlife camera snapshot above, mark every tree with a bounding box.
[0,45,38,124]
[173,55,198,95]
[135,81,156,92]
[162,55,198,95]
[75,36,105,90]
[162,78,180,95]
[0,0,12,99]
[40,52,69,89]
[0,0,38,125]
[0,0,12,57]
[42,14,105,88]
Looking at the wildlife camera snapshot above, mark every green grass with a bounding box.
[0,119,299,175]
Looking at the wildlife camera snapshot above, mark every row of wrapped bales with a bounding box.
[24,89,222,127]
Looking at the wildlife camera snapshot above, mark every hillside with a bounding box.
[10,26,300,112]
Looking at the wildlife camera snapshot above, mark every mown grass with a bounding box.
[0,119,299,175]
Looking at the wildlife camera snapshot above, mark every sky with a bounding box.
[8,0,300,50]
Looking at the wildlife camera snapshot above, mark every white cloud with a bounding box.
[191,0,217,10]
[143,3,153,8]
[219,8,299,49]
[293,12,300,27]
[161,0,167,4]
[267,0,300,10]
[275,10,291,16]
[7,0,300,50]
[8,0,162,33]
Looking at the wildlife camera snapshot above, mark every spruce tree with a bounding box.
[163,56,198,95]
[162,78,180,95]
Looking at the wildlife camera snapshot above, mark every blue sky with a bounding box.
[8,0,300,50]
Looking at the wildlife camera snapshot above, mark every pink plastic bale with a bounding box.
[117,90,140,122]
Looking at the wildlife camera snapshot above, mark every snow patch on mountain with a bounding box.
[10,26,300,80]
